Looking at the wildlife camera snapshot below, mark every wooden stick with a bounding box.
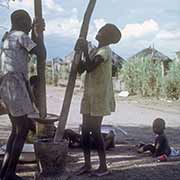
[54,0,97,142]
[34,0,47,119]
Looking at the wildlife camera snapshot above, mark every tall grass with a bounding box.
[45,65,69,85]
[121,58,180,99]
[164,62,180,99]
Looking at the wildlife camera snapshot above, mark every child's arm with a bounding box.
[154,135,165,156]
[77,55,103,74]
[75,38,103,73]
[82,40,104,72]
[77,60,86,74]
[84,55,103,72]
[29,18,46,60]
[154,143,160,156]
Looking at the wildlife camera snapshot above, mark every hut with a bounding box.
[128,46,172,76]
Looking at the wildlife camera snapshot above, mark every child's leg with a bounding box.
[0,115,16,179]
[81,114,91,169]
[75,115,92,175]
[3,115,30,180]
[143,144,155,154]
[91,116,107,172]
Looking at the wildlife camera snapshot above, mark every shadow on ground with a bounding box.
[1,126,180,180]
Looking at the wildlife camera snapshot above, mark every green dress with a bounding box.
[80,46,115,116]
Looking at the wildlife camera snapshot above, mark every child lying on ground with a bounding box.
[63,129,115,150]
[137,118,171,160]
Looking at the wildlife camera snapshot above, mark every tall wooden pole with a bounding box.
[34,0,47,119]
[54,0,96,142]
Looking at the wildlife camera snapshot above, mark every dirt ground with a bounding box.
[1,86,180,180]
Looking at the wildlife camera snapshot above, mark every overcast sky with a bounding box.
[0,0,180,60]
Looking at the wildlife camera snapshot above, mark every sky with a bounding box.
[0,0,180,60]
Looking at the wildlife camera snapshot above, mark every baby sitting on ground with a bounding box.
[137,118,171,161]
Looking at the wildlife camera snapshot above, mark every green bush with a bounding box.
[45,64,70,86]
[46,68,53,85]
[121,58,180,99]
[164,62,180,99]
[122,58,164,97]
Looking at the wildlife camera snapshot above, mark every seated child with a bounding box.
[137,118,171,158]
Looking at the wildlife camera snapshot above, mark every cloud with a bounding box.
[122,19,159,40]
[83,18,107,40]
[156,29,180,40]
[0,0,11,8]
[8,0,80,39]
[46,15,107,41]
[45,18,81,39]
[9,0,33,12]
[93,18,106,31]
[9,0,64,16]
[1,1,178,60]
[152,28,180,57]
[44,0,64,13]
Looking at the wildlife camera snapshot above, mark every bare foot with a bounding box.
[75,165,92,176]
[90,168,111,177]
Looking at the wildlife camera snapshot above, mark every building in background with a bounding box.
[128,46,172,76]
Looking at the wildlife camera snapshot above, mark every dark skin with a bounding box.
[77,28,111,74]
[11,17,46,60]
[138,120,171,157]
[75,29,113,175]
[0,15,45,180]
[153,124,170,157]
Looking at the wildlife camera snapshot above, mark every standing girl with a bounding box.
[76,23,121,177]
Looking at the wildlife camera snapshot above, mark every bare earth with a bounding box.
[1,85,180,180]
